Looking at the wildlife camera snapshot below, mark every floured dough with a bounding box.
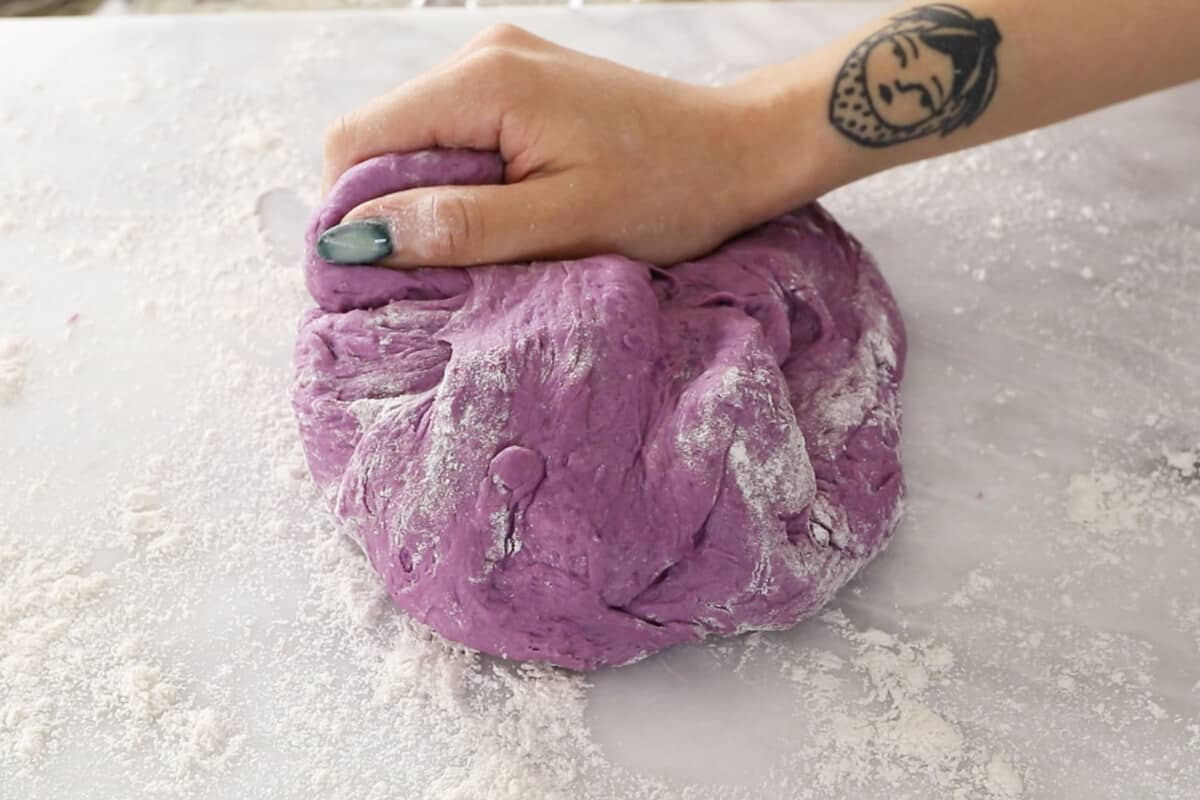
[292,150,906,670]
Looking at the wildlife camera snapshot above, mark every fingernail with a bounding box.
[316,219,393,265]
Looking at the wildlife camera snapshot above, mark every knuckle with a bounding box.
[469,23,528,50]
[323,114,356,159]
[456,46,536,101]
[425,193,482,262]
[468,44,525,76]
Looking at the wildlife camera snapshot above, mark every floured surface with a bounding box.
[1,5,1199,799]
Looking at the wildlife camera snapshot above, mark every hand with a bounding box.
[320,25,814,269]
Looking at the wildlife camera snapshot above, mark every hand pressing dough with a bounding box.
[292,150,906,670]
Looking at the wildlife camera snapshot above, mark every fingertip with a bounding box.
[316,218,394,266]
[325,194,431,270]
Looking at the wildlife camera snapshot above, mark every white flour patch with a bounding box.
[0,336,27,404]
[1163,446,1199,479]
[1065,470,1146,537]
[777,612,1023,799]
[1064,462,1194,551]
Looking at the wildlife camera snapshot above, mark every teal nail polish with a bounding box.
[317,219,393,265]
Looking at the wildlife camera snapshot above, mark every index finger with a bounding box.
[320,63,507,196]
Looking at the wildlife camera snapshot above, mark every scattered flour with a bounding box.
[1065,470,1147,536]
[1065,461,1194,550]
[1163,446,1199,479]
[774,611,1024,799]
[2,21,1199,800]
[0,336,27,404]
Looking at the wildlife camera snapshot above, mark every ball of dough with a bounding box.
[292,150,906,670]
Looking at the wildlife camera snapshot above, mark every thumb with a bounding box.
[317,176,592,269]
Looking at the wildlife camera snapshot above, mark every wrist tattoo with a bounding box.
[829,3,1001,148]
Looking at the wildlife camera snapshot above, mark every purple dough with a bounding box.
[292,150,906,671]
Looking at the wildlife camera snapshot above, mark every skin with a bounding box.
[322,26,778,267]
[322,1,1200,270]
[864,31,955,126]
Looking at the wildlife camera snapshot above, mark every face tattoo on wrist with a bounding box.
[830,3,1001,148]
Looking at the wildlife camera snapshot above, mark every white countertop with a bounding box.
[1,4,1198,799]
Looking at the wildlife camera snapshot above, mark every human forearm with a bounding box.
[318,6,1199,269]
[736,0,1200,213]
